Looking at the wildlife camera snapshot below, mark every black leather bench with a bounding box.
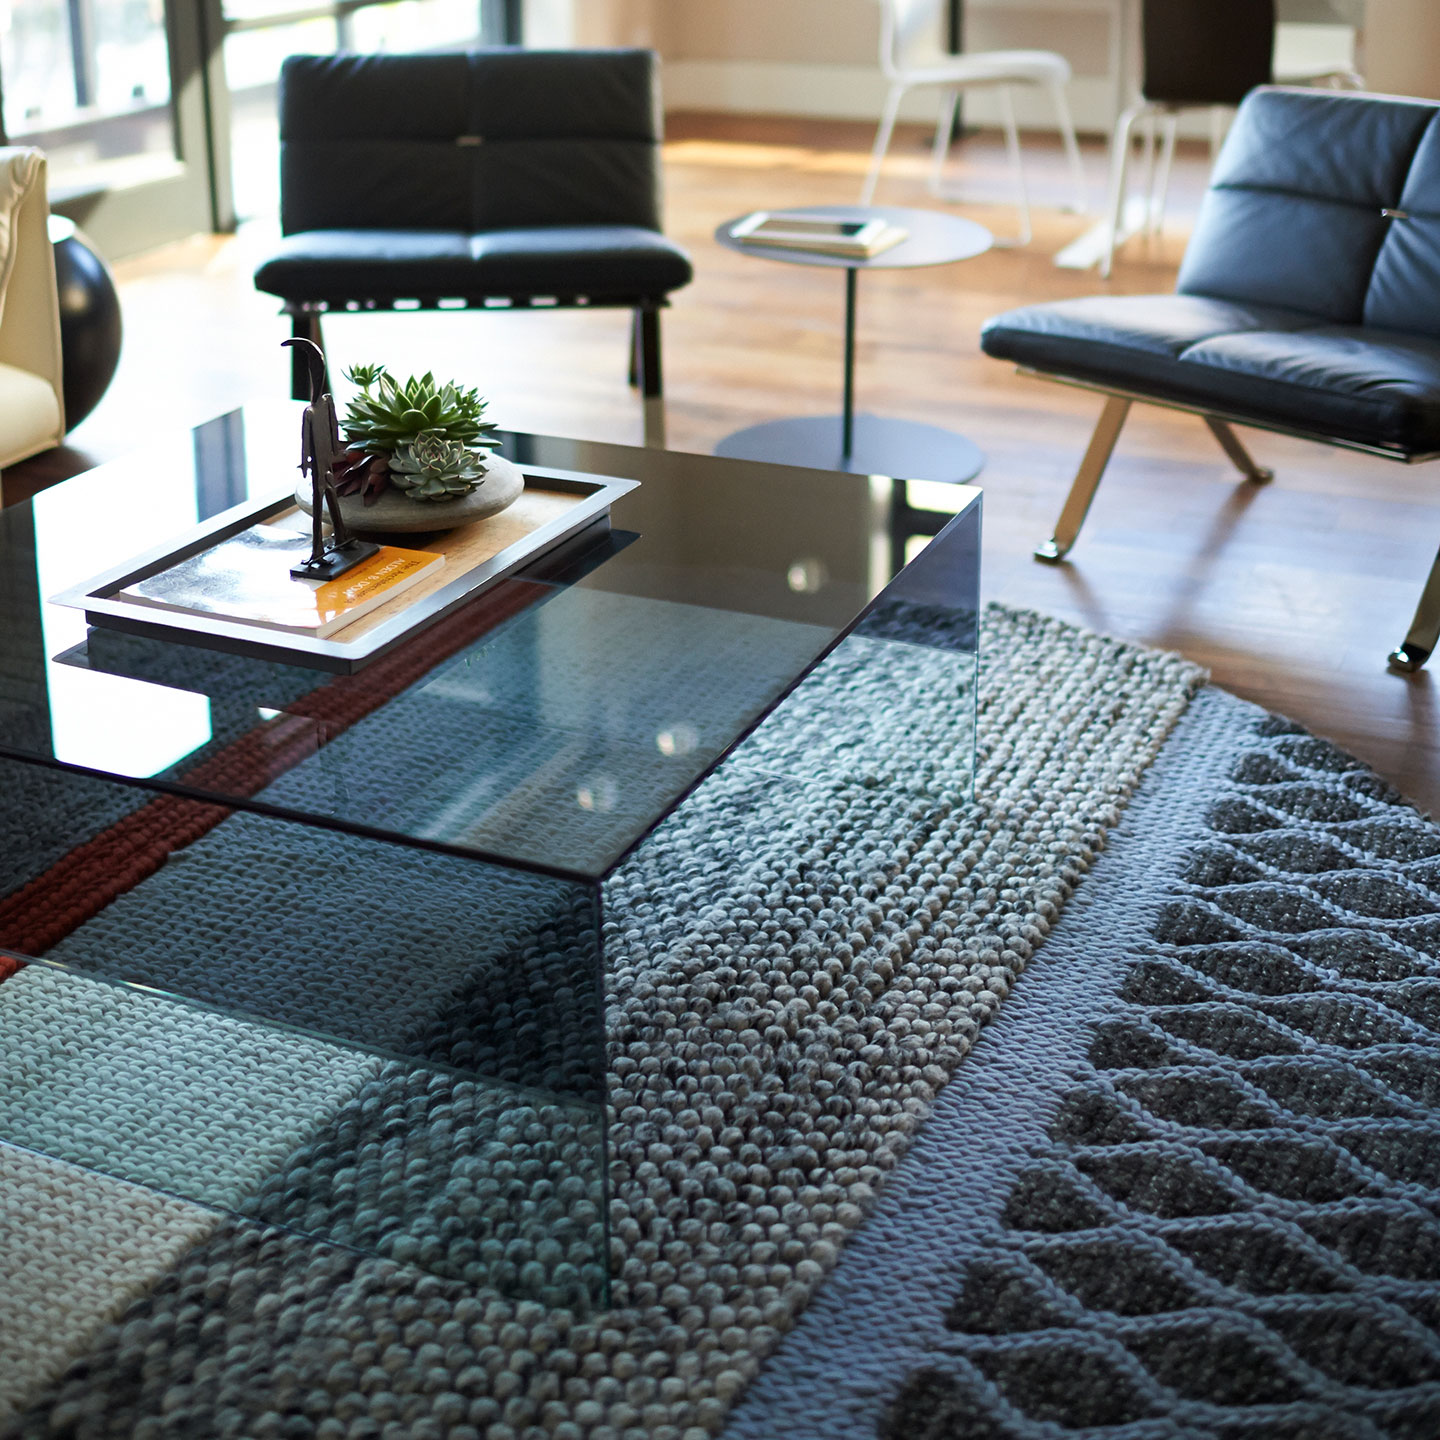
[981,86,1440,672]
[253,49,692,411]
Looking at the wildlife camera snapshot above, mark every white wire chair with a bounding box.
[861,0,1087,245]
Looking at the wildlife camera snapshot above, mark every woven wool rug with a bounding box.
[4,602,1435,1438]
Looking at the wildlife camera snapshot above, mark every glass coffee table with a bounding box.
[0,406,980,1312]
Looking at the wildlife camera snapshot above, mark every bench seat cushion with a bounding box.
[981,294,1440,455]
[254,225,694,304]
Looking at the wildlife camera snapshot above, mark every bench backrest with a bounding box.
[278,49,664,237]
[1178,87,1440,338]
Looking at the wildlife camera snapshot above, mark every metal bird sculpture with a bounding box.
[284,337,379,581]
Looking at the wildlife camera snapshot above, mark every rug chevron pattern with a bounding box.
[731,689,1440,1440]
[3,606,1205,1437]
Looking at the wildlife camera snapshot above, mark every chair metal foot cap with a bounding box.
[1034,539,1068,564]
[1388,643,1430,673]
[1250,467,1275,484]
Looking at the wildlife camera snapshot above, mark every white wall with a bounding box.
[551,1,1382,136]
[1362,0,1440,100]
[654,0,1129,134]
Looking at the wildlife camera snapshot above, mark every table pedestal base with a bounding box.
[715,413,985,482]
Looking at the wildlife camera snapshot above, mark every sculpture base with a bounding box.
[290,537,380,581]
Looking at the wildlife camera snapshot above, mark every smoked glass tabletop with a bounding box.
[0,404,982,883]
[0,404,980,1304]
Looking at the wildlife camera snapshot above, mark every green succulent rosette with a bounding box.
[388,430,491,501]
[341,364,500,458]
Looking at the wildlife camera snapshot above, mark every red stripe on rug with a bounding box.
[0,576,550,963]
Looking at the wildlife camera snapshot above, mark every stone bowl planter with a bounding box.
[296,452,524,533]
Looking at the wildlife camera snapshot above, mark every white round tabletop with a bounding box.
[714,204,993,270]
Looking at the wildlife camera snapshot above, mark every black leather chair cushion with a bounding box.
[1177,89,1439,324]
[254,225,694,302]
[982,295,1440,453]
[1366,116,1440,337]
[277,50,664,237]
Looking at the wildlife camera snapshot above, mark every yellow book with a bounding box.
[118,524,444,638]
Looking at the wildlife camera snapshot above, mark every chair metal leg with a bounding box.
[928,89,960,196]
[1051,82,1088,214]
[862,82,907,205]
[635,304,663,399]
[289,310,325,399]
[628,310,641,388]
[1204,417,1274,483]
[1100,104,1144,279]
[1389,543,1440,673]
[1035,395,1131,562]
[997,86,1032,247]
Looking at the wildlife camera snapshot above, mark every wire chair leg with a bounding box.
[862,82,907,205]
[998,86,1032,247]
[929,89,960,196]
[1100,104,1143,278]
[1052,81,1088,214]
[1150,113,1179,236]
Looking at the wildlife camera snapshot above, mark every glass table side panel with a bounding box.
[0,755,608,1106]
[0,408,981,880]
[719,498,981,808]
[0,750,614,1307]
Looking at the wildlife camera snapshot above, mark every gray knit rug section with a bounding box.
[729,686,1440,1440]
[1,606,1202,1438]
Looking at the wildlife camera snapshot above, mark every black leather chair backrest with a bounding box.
[278,49,664,237]
[1177,88,1440,332]
[1141,0,1275,107]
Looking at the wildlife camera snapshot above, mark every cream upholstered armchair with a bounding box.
[0,148,64,487]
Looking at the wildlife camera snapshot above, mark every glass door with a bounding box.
[224,0,495,224]
[0,0,523,257]
[0,0,224,256]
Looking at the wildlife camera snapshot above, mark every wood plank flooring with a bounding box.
[10,115,1440,814]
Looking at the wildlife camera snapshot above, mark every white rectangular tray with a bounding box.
[55,463,639,674]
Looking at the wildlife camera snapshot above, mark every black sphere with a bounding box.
[48,217,122,430]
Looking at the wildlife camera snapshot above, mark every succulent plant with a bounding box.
[341,364,499,457]
[389,430,491,501]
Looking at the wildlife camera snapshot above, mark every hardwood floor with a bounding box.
[11,115,1440,814]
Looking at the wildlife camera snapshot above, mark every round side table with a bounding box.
[713,204,992,481]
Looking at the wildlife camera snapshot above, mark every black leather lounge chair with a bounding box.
[982,86,1440,673]
[253,48,693,412]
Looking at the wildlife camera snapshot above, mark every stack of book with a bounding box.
[729,211,909,259]
[117,523,445,638]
